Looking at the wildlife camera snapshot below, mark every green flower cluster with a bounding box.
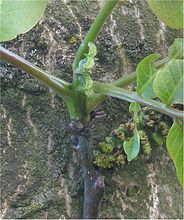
[93,108,169,169]
[93,132,126,169]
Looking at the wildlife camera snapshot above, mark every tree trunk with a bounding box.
[1,0,183,219]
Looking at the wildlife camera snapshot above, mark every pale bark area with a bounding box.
[1,0,183,219]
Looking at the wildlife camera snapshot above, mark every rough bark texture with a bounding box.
[1,0,183,219]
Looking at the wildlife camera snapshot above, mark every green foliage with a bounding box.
[166,121,183,187]
[140,129,152,156]
[76,72,93,96]
[129,102,141,114]
[169,38,184,60]
[76,42,97,96]
[151,132,164,146]
[135,39,184,108]
[116,154,126,166]
[105,136,115,146]
[136,53,160,98]
[129,102,143,129]
[94,107,171,169]
[78,42,97,70]
[99,142,114,154]
[93,151,116,169]
[0,0,48,42]
[111,125,126,141]
[142,144,152,155]
[83,42,97,69]
[94,152,126,169]
[153,59,183,106]
[139,130,150,146]
[94,131,126,169]
[147,0,183,29]
[93,124,129,169]
[159,121,169,137]
[152,38,184,107]
[123,130,140,161]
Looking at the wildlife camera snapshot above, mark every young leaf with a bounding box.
[136,53,160,98]
[166,121,183,187]
[123,130,140,161]
[147,0,183,29]
[168,38,184,60]
[77,72,93,89]
[76,71,94,97]
[88,42,97,57]
[153,59,183,106]
[83,56,95,69]
[0,0,48,42]
[129,102,141,114]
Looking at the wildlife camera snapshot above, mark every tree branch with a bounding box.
[93,82,183,120]
[0,46,71,98]
[72,0,120,73]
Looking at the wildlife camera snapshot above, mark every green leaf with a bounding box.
[76,72,94,96]
[123,130,140,161]
[136,53,160,98]
[166,121,183,187]
[129,102,141,114]
[83,56,95,69]
[153,59,183,106]
[129,102,142,128]
[0,0,48,42]
[169,38,184,60]
[88,42,97,57]
[147,0,183,29]
[77,73,93,90]
[78,42,97,70]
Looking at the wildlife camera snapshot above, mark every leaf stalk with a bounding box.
[87,57,169,111]
[93,82,183,120]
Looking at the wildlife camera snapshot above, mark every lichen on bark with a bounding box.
[0,0,183,219]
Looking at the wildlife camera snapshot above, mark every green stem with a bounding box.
[72,0,120,73]
[87,57,169,111]
[0,46,71,98]
[111,57,168,87]
[0,46,90,121]
[66,92,90,121]
[93,82,183,120]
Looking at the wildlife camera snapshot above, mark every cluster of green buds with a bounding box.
[93,106,170,169]
[93,130,126,169]
[139,130,152,155]
[140,108,169,146]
